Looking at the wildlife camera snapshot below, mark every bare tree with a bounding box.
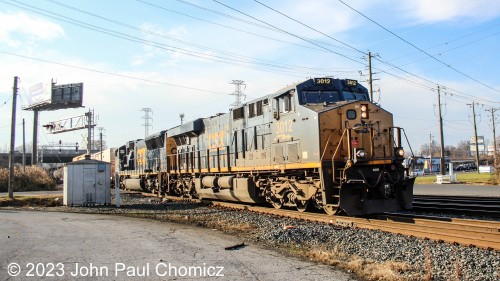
[419,140,440,157]
[454,140,471,158]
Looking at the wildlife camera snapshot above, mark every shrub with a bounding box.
[0,165,56,192]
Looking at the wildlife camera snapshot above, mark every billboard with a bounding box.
[470,136,485,152]
[28,83,51,106]
[51,83,83,106]
[24,82,83,111]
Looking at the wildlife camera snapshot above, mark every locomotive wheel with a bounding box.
[295,200,310,212]
[271,199,283,209]
[323,205,338,215]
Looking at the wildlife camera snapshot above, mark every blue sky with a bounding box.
[1,0,500,154]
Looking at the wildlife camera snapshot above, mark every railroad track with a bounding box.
[412,195,500,218]
[141,193,500,251]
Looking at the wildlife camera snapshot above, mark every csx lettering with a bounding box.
[207,131,224,149]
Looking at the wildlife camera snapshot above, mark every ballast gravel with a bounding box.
[23,194,500,280]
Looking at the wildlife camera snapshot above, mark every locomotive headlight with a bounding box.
[360,104,369,119]
[356,149,366,158]
[396,148,404,157]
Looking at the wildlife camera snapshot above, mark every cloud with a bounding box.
[0,11,65,47]
[401,0,500,23]
[130,23,190,66]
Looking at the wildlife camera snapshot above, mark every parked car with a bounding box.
[455,164,477,171]
[410,169,424,177]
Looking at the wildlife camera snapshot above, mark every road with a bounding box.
[414,184,500,197]
[0,211,354,281]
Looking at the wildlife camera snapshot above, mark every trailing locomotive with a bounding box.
[116,77,414,215]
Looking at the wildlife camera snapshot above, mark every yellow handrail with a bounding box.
[331,129,349,184]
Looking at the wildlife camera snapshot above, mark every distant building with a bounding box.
[414,157,451,174]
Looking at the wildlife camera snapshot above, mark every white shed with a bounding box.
[64,156,111,206]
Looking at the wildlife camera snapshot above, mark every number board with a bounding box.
[345,79,357,87]
[314,78,333,85]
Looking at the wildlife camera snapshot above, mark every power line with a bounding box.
[337,0,500,94]
[0,50,231,95]
[382,22,500,63]
[249,0,500,105]
[136,0,358,56]
[252,0,364,56]
[37,0,358,77]
[211,0,367,67]
[3,0,336,78]
[44,0,356,75]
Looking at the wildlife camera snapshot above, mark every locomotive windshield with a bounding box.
[302,91,340,103]
[341,91,369,101]
[301,90,368,104]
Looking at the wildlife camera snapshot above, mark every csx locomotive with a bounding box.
[116,77,414,215]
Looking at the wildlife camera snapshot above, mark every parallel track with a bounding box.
[144,193,500,251]
[412,195,500,218]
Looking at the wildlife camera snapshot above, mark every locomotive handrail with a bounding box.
[389,126,414,157]
[320,129,337,161]
[331,128,349,184]
[401,128,415,158]
[166,145,233,174]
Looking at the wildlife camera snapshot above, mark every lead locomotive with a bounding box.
[116,77,414,215]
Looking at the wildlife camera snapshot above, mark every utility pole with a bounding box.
[179,113,185,125]
[8,76,18,199]
[230,80,246,107]
[470,102,480,173]
[86,109,92,155]
[32,110,38,165]
[437,86,446,175]
[429,132,433,173]
[486,108,498,165]
[368,51,373,102]
[98,127,103,161]
[141,108,153,138]
[22,118,26,172]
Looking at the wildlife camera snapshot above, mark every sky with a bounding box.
[1,0,500,155]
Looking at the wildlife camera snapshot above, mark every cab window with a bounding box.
[279,93,293,113]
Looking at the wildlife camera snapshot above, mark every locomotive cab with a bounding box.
[294,78,414,215]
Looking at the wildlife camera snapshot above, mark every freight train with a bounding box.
[116,77,415,215]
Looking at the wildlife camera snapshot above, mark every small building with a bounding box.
[414,157,451,174]
[64,156,111,206]
[73,148,116,176]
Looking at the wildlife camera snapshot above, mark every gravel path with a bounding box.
[9,193,500,281]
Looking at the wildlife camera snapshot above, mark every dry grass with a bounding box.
[0,165,56,192]
[415,172,495,184]
[305,246,419,281]
[0,195,62,207]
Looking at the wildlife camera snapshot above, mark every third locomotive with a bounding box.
[116,77,415,215]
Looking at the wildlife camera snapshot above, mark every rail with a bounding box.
[412,195,500,218]
[143,193,500,250]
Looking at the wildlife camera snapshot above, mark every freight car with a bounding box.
[116,77,415,215]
